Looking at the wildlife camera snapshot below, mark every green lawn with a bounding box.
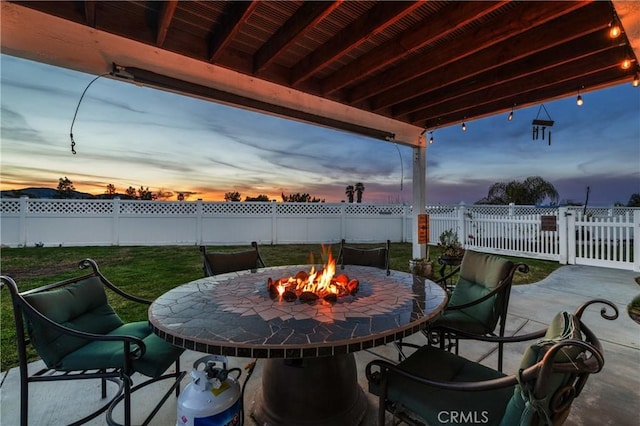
[0,243,560,371]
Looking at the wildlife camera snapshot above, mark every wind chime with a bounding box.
[531,104,554,146]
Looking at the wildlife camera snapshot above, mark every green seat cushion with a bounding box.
[437,251,513,332]
[60,321,184,378]
[370,345,514,426]
[24,277,124,368]
[500,311,583,426]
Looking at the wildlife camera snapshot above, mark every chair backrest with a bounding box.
[200,241,266,276]
[338,239,390,275]
[3,272,124,370]
[447,250,517,333]
[500,310,604,425]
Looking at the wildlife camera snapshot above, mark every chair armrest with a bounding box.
[366,358,519,392]
[79,258,152,305]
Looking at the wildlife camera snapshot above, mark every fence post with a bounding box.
[271,200,277,244]
[457,204,466,247]
[559,207,573,265]
[112,197,120,245]
[634,210,640,272]
[196,199,203,245]
[19,196,28,247]
[340,202,347,241]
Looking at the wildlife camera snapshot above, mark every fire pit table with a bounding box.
[149,265,447,426]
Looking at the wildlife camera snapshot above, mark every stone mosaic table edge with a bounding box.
[149,265,447,359]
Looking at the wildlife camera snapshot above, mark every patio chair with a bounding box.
[199,241,266,276]
[425,250,529,371]
[1,259,185,426]
[367,299,618,426]
[337,239,391,276]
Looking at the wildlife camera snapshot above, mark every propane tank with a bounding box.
[177,355,241,426]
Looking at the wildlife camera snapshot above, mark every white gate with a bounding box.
[566,210,639,271]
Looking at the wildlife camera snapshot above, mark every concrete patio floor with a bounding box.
[2,265,638,425]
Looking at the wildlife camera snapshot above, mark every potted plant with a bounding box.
[437,229,465,260]
[409,248,433,277]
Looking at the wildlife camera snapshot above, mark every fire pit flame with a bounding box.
[268,252,359,303]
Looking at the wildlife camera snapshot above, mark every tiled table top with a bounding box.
[149,265,447,358]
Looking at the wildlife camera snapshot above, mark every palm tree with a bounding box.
[478,176,559,205]
[345,185,354,203]
[355,182,365,203]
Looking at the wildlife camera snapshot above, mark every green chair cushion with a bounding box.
[59,321,185,378]
[24,276,124,368]
[437,251,513,332]
[370,345,514,426]
[500,311,583,426]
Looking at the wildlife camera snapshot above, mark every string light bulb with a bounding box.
[461,122,467,132]
[429,132,434,144]
[508,108,514,121]
[576,93,583,106]
[609,20,621,38]
[633,71,639,87]
[621,58,632,70]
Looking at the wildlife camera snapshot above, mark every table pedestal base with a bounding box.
[251,354,368,426]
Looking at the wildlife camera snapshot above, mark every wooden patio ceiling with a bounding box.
[2,1,639,144]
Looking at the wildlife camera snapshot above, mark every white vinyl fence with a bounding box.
[1,197,638,271]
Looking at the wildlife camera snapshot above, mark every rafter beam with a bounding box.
[418,62,629,129]
[253,1,343,74]
[84,1,96,28]
[384,4,611,116]
[347,1,590,104]
[321,1,506,96]
[290,1,422,86]
[208,1,259,63]
[156,0,178,46]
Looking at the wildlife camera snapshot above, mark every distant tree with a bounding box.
[55,177,75,198]
[355,182,365,203]
[477,176,559,205]
[105,184,117,195]
[345,185,354,203]
[137,186,156,200]
[281,192,324,203]
[245,194,270,202]
[155,189,173,200]
[627,193,640,207]
[225,191,241,202]
[177,193,185,201]
[125,186,137,199]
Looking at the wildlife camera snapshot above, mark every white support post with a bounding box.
[634,210,640,272]
[558,207,569,264]
[412,144,426,259]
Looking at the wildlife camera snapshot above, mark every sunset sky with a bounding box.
[1,54,639,205]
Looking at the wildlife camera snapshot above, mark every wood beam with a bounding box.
[375,2,610,114]
[156,0,178,47]
[84,1,96,28]
[253,1,343,74]
[417,64,630,129]
[208,1,259,63]
[347,1,590,104]
[321,1,507,96]
[290,1,422,86]
[395,35,618,120]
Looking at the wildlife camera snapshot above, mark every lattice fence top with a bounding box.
[0,200,21,213]
[204,202,273,216]
[277,202,343,216]
[119,201,197,215]
[28,200,114,215]
[344,204,404,216]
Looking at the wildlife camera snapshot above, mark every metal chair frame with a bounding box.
[1,259,185,426]
[337,239,391,276]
